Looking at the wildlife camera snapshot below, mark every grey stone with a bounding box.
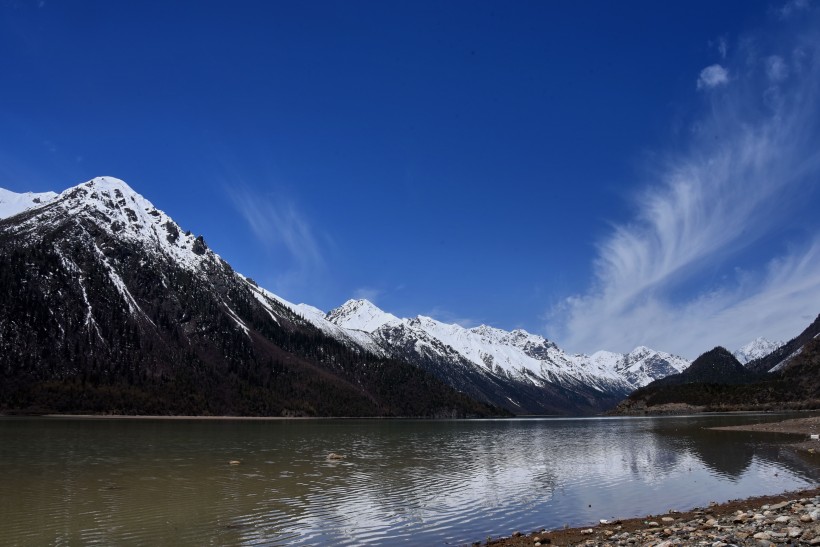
[787,526,803,537]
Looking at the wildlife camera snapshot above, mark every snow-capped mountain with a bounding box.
[269,297,691,413]
[323,299,688,389]
[0,177,690,416]
[0,177,499,417]
[613,346,690,388]
[732,337,785,365]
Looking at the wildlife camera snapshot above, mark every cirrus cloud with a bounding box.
[547,9,820,357]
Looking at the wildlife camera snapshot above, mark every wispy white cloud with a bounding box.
[230,186,326,296]
[548,14,820,358]
[711,36,729,59]
[696,64,729,89]
[718,37,728,59]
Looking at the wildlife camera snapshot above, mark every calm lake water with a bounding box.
[1,413,818,546]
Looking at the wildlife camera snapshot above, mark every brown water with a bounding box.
[1,413,818,546]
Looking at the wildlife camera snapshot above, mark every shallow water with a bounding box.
[1,413,818,546]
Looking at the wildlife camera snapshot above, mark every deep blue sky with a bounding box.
[2,0,820,357]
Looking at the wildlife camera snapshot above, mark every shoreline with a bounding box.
[479,487,820,546]
[478,414,820,546]
[4,408,816,421]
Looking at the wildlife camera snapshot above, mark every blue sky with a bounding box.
[2,0,820,358]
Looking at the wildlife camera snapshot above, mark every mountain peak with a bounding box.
[5,176,217,273]
[628,345,652,357]
[733,337,784,365]
[326,299,398,332]
[87,175,134,192]
[683,346,748,381]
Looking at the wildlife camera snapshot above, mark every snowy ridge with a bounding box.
[294,298,689,391]
[733,337,785,365]
[326,299,399,332]
[4,177,217,273]
[0,188,58,219]
[613,346,690,388]
[245,287,387,357]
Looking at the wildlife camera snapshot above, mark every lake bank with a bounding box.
[480,414,820,546]
[712,415,820,453]
[481,487,820,546]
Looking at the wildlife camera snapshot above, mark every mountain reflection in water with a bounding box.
[0,413,817,546]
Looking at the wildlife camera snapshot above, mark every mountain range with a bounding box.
[0,177,795,416]
[613,316,820,414]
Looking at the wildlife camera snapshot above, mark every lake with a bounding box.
[1,413,818,546]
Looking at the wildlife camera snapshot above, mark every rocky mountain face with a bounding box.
[0,177,501,418]
[0,177,691,416]
[612,317,820,414]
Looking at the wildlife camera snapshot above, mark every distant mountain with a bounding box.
[733,337,784,365]
[591,346,690,388]
[273,298,690,414]
[745,314,820,374]
[0,177,501,418]
[0,177,691,417]
[612,317,820,414]
[653,347,755,386]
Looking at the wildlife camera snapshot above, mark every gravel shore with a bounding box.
[477,415,820,546]
[480,489,820,546]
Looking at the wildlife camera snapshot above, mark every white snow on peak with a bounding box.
[733,337,785,365]
[0,187,58,220]
[613,347,690,387]
[326,299,399,332]
[12,176,219,273]
[588,350,624,371]
[290,297,690,391]
[244,287,386,356]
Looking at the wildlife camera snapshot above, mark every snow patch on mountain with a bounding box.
[326,299,399,332]
[733,337,785,365]
[5,177,218,274]
[0,188,57,219]
[246,287,387,356]
[613,346,690,387]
